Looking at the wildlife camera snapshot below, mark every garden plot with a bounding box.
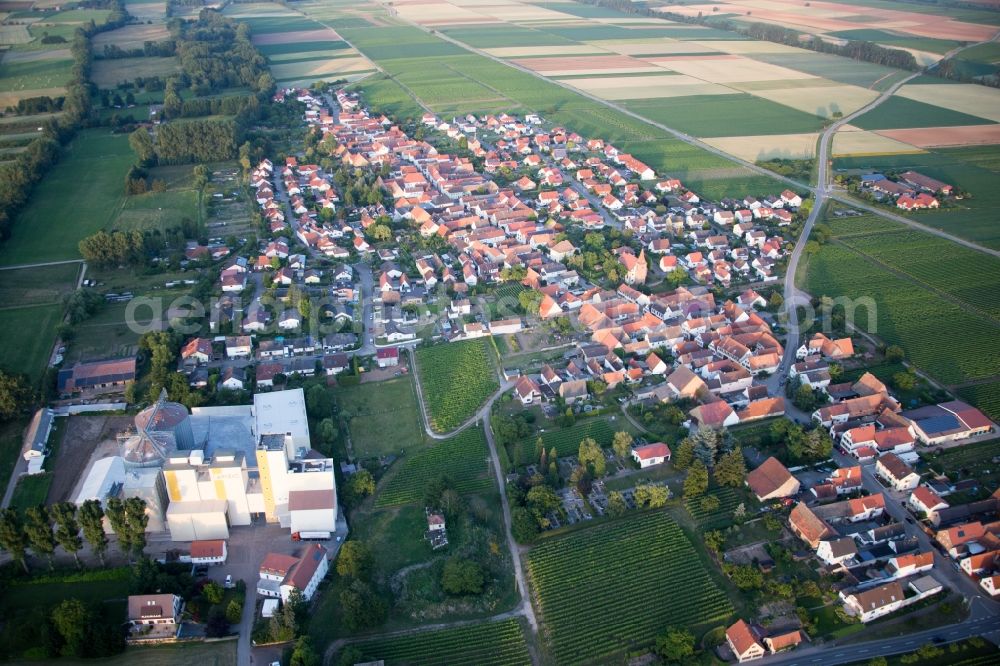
[875,124,1000,148]
[702,132,819,161]
[559,73,730,100]
[896,83,1000,123]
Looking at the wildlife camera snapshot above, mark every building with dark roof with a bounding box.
[57,357,136,395]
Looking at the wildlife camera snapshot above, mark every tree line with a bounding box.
[0,498,147,573]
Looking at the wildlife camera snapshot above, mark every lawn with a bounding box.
[375,427,494,507]
[0,418,29,502]
[9,640,237,666]
[345,619,531,666]
[415,338,498,433]
[335,375,426,458]
[8,472,52,510]
[0,130,133,266]
[527,511,733,664]
[624,94,827,137]
[0,303,63,381]
[0,262,78,307]
[114,188,200,233]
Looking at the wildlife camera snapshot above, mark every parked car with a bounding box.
[224,574,234,589]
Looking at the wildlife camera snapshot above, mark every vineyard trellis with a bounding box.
[416,338,500,432]
[376,427,494,507]
[347,618,531,666]
[527,512,733,664]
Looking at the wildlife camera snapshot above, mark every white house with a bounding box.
[278,310,302,331]
[726,620,765,663]
[908,487,949,520]
[631,442,671,469]
[190,539,228,565]
[225,336,252,359]
[257,544,330,603]
[127,594,184,634]
[875,453,920,492]
[816,537,858,566]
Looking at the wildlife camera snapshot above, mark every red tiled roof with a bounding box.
[633,442,670,460]
[190,540,225,559]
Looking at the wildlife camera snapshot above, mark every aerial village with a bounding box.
[36,85,997,660]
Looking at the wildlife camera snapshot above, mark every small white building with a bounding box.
[631,443,671,469]
[189,539,228,565]
[875,453,920,492]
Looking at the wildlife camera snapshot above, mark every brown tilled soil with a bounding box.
[47,415,132,503]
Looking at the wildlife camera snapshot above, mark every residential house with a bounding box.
[908,487,949,520]
[514,376,542,405]
[376,348,399,368]
[726,619,766,663]
[559,379,589,405]
[631,442,671,468]
[841,581,905,622]
[220,367,245,391]
[789,503,837,548]
[127,594,183,634]
[257,544,330,602]
[225,336,252,359]
[746,456,800,501]
[875,453,920,491]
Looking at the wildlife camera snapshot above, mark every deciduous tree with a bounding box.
[79,499,108,565]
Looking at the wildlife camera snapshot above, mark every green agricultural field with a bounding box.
[511,416,618,465]
[957,382,1000,424]
[751,52,912,91]
[114,188,200,234]
[828,29,961,55]
[0,57,73,93]
[335,376,426,458]
[0,303,63,381]
[347,619,531,666]
[833,150,1000,248]
[329,21,786,198]
[851,96,995,130]
[803,242,1000,384]
[0,130,133,266]
[528,511,733,664]
[830,225,1000,321]
[624,94,827,137]
[375,427,494,507]
[255,40,349,57]
[442,25,578,48]
[416,338,498,432]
